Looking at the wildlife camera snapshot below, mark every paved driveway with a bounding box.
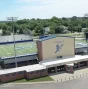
[1,76,88,89]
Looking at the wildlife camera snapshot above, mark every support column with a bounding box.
[0,76,3,84]
[78,62,80,68]
[86,61,88,66]
[55,66,57,73]
[70,66,74,73]
[65,64,74,73]
[64,65,67,72]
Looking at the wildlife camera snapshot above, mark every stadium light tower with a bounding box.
[7,17,18,67]
[84,13,88,28]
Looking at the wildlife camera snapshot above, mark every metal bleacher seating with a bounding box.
[0,34,32,43]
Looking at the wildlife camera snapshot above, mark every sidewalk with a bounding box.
[50,67,88,82]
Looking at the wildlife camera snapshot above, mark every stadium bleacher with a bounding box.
[0,34,32,43]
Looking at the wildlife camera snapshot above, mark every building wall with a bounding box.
[0,59,88,83]
[37,41,43,62]
[26,69,48,80]
[0,69,47,83]
[38,37,75,61]
[0,75,2,83]
[40,69,48,77]
[1,71,25,83]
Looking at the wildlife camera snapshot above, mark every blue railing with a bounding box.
[0,39,33,45]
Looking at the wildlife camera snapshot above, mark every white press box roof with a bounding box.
[0,64,46,75]
[41,55,88,68]
[25,64,46,72]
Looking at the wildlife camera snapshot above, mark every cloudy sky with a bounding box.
[0,0,88,20]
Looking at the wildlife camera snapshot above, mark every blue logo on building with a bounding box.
[54,41,64,53]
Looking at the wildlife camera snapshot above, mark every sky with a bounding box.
[0,0,88,20]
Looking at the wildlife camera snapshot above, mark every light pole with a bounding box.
[7,17,18,67]
[84,13,88,28]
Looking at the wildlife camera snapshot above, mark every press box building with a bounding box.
[37,36,75,61]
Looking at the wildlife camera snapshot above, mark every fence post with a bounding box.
[61,79,62,82]
[73,76,74,79]
[80,75,81,77]
[86,73,87,75]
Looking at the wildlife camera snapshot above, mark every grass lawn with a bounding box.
[9,76,53,83]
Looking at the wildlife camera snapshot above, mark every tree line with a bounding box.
[0,16,88,36]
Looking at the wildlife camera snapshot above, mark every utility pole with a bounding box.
[7,17,18,67]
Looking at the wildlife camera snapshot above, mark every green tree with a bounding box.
[34,24,44,34]
[2,30,11,35]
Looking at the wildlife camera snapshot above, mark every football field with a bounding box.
[0,42,37,58]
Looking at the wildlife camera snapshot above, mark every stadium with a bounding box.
[0,34,88,83]
[0,34,38,68]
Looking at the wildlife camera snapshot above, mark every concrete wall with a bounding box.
[3,55,37,64]
[38,37,75,61]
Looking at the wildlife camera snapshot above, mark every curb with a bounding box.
[8,81,55,85]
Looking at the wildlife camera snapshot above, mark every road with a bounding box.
[1,76,88,89]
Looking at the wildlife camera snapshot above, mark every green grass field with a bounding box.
[0,42,37,58]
